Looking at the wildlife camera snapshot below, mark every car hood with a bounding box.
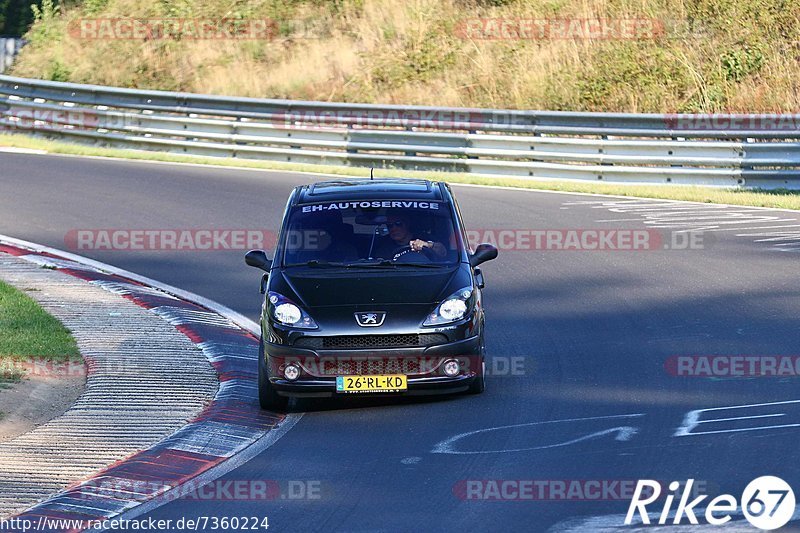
[279,266,462,308]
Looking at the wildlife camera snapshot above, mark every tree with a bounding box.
[1,0,44,37]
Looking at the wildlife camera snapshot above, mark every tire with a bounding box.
[467,334,486,395]
[258,337,289,411]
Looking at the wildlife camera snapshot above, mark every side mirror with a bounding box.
[245,249,272,272]
[469,243,498,268]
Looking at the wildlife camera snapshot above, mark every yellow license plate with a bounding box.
[336,374,407,393]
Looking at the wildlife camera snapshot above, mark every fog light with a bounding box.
[284,364,300,381]
[443,359,460,377]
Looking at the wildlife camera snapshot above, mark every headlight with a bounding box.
[268,292,318,329]
[424,287,473,326]
[275,303,301,324]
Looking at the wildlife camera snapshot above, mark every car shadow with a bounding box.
[288,391,467,413]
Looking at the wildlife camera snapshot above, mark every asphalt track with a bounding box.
[2,151,800,532]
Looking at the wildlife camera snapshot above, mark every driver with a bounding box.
[374,214,447,260]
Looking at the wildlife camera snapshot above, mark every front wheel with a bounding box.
[258,337,289,411]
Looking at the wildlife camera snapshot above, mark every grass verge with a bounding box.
[3,132,800,210]
[0,280,81,408]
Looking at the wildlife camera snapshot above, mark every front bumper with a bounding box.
[264,334,482,398]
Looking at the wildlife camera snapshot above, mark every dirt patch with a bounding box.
[0,372,85,442]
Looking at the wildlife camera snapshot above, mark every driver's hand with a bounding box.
[410,239,429,252]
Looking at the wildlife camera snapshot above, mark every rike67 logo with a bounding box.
[626,477,796,530]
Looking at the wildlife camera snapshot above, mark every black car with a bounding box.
[245,178,498,410]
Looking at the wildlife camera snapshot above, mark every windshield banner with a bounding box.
[301,201,440,212]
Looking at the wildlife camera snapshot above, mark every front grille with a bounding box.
[315,357,442,376]
[294,333,447,350]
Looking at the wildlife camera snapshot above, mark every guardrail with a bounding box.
[0,39,24,73]
[1,74,799,188]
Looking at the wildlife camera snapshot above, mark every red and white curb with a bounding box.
[0,236,301,533]
[0,252,218,516]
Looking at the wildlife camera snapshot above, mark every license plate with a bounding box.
[336,374,407,393]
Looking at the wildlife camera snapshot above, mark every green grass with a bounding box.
[0,280,79,359]
[0,280,80,393]
[4,132,800,210]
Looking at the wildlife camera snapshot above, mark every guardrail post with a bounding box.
[404,124,416,157]
[741,138,755,171]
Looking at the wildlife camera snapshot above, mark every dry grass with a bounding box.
[10,0,800,112]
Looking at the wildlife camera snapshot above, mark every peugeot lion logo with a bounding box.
[355,311,386,327]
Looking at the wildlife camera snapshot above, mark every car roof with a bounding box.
[295,178,446,204]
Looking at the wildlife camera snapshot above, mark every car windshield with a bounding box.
[282,200,461,267]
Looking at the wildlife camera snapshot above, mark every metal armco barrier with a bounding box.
[0,39,24,73]
[1,74,800,188]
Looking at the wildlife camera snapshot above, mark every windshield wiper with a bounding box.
[386,262,445,268]
[342,260,444,269]
[344,258,392,266]
[285,259,447,269]
[283,260,347,268]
